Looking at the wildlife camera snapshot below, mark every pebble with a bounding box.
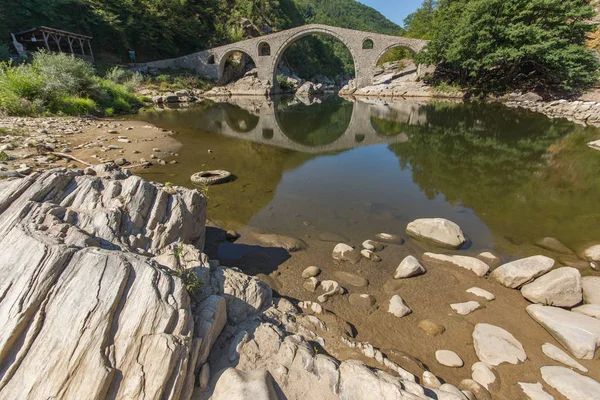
[388,295,411,318]
[333,271,369,287]
[471,362,500,392]
[332,243,362,264]
[418,319,446,336]
[477,252,502,268]
[225,230,239,241]
[360,249,381,262]
[518,382,554,400]
[466,287,495,301]
[458,379,492,400]
[301,266,321,279]
[435,350,464,368]
[317,232,349,243]
[451,301,483,315]
[348,293,376,308]
[375,233,405,245]
[317,280,343,303]
[394,256,425,279]
[473,323,527,366]
[422,371,442,389]
[362,239,384,251]
[541,343,588,373]
[303,277,319,292]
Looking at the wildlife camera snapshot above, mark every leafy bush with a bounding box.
[0,151,9,161]
[139,95,152,102]
[276,74,296,91]
[105,66,128,83]
[419,0,600,93]
[50,97,97,115]
[0,52,139,116]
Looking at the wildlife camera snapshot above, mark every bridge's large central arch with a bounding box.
[269,26,358,87]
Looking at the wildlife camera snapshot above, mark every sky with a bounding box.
[358,0,423,27]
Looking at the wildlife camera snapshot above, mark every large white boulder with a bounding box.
[394,255,426,278]
[423,253,490,277]
[541,366,600,400]
[520,267,582,307]
[582,276,600,304]
[472,323,527,366]
[527,304,600,359]
[406,218,467,249]
[490,256,555,288]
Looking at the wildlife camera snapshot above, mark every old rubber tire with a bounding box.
[191,170,232,185]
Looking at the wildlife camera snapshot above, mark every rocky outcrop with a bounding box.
[0,166,207,399]
[503,95,600,127]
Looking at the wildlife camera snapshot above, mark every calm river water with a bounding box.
[136,95,600,259]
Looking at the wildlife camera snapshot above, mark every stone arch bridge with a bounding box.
[146,24,428,90]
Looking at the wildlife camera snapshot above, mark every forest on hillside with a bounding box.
[0,0,403,77]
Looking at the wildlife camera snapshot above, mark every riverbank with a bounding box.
[0,116,182,178]
[501,91,600,129]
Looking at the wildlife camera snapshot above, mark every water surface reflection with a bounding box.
[137,96,600,257]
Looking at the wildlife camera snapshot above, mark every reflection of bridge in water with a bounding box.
[209,97,431,153]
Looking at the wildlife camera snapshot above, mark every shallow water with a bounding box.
[136,95,600,258]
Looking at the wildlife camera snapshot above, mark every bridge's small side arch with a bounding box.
[376,43,418,65]
[218,48,257,84]
[258,42,271,56]
[270,27,358,88]
[362,38,374,50]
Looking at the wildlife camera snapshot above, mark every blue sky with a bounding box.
[358,0,423,26]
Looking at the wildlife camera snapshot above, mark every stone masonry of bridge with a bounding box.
[146,24,428,91]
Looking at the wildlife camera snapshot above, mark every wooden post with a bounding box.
[67,37,74,54]
[78,39,86,55]
[42,31,50,50]
[51,34,62,52]
[87,40,94,61]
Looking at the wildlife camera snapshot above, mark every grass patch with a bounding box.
[0,151,9,161]
[142,68,214,92]
[0,51,140,116]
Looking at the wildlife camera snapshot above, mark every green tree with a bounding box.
[403,0,436,39]
[418,0,599,93]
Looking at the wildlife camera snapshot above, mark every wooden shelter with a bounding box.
[13,26,94,62]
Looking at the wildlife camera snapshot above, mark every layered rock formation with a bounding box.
[0,165,206,399]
